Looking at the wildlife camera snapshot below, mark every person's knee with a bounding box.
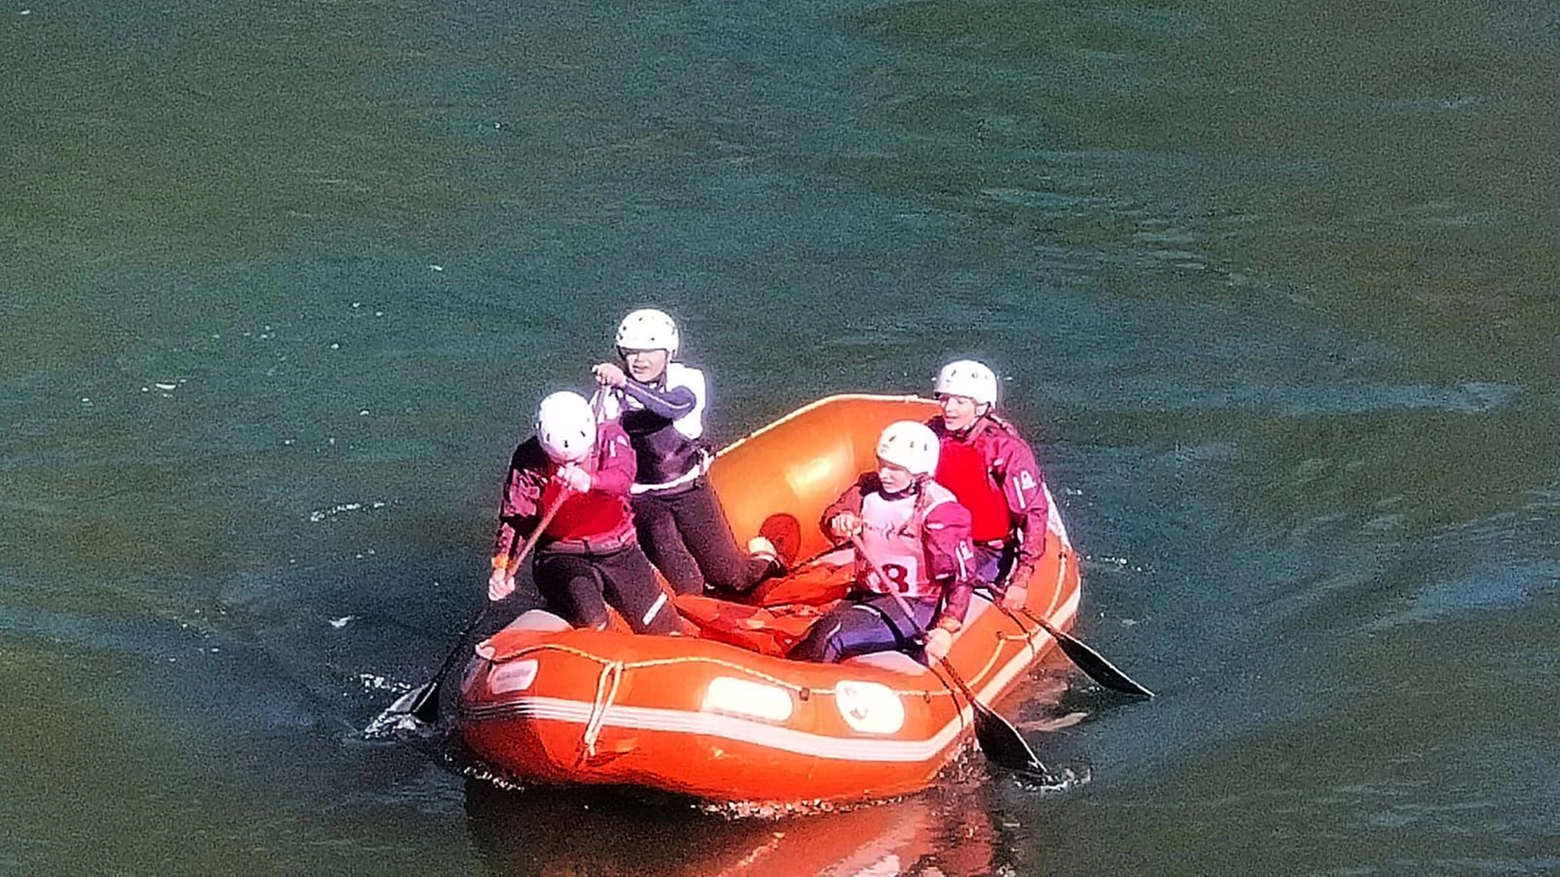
[564,574,610,628]
[634,591,679,635]
[789,621,846,663]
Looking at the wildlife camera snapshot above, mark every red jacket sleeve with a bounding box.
[818,473,875,539]
[588,420,637,496]
[923,499,976,626]
[493,440,548,561]
[988,425,1049,572]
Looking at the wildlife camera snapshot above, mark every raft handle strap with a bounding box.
[580,660,625,761]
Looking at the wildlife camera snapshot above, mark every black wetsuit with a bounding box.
[610,363,774,595]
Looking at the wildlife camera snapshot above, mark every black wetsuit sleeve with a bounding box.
[620,381,697,421]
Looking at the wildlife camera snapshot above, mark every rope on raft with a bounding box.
[579,659,625,761]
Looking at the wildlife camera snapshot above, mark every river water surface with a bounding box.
[3,0,1557,874]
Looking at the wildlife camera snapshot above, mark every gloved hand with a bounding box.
[923,627,954,662]
[1001,565,1033,610]
[591,362,628,388]
[488,564,515,601]
[556,463,592,494]
[829,512,862,539]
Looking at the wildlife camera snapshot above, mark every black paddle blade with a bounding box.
[1036,618,1155,698]
[969,699,1049,775]
[935,658,1053,776]
[408,681,442,724]
[384,680,440,725]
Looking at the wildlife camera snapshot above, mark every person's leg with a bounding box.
[595,546,679,635]
[670,482,775,593]
[532,552,610,629]
[631,492,705,595]
[860,593,937,644]
[789,599,910,663]
[971,543,1004,586]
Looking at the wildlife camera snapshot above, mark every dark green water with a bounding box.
[3,0,1557,874]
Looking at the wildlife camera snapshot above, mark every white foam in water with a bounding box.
[307,500,387,523]
[1010,764,1091,795]
[363,706,429,738]
[357,673,408,693]
[359,675,430,738]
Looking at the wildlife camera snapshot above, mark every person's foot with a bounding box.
[748,533,780,568]
[748,535,782,574]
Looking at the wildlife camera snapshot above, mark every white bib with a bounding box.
[856,483,954,599]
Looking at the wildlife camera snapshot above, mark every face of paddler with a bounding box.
[619,347,669,383]
[876,458,915,493]
[936,393,986,432]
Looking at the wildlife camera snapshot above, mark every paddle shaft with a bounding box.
[847,532,1049,775]
[406,479,570,724]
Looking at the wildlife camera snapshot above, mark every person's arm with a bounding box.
[993,429,1049,588]
[619,380,698,422]
[489,443,549,599]
[819,473,872,539]
[923,501,976,629]
[492,446,545,561]
[585,422,637,495]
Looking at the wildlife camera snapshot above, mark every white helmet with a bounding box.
[535,391,596,463]
[934,359,998,407]
[875,420,940,477]
[615,308,680,356]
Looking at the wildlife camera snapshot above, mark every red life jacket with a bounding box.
[935,434,1010,543]
[538,467,631,543]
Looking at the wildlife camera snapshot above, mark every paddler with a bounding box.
[487,390,678,634]
[590,307,783,596]
[789,421,976,664]
[926,359,1050,610]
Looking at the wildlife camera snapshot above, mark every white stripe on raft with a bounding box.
[465,697,963,762]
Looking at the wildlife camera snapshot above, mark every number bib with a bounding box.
[857,486,951,599]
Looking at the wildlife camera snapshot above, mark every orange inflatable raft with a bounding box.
[455,394,1082,805]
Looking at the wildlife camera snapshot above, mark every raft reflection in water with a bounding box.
[462,777,1006,877]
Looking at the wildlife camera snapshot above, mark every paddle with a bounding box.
[392,389,605,724]
[849,533,1051,777]
[981,590,1155,698]
[391,486,570,725]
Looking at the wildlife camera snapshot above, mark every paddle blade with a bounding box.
[969,699,1049,775]
[396,681,440,725]
[1038,620,1155,698]
[937,658,1053,776]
